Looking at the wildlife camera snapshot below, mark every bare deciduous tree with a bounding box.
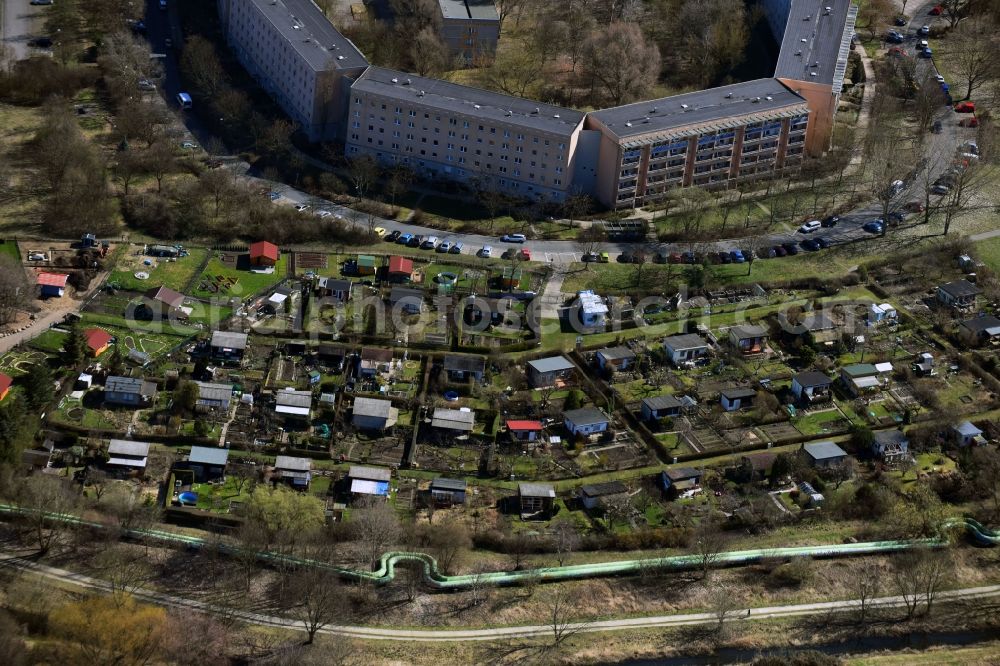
[351,496,401,570]
[0,255,28,325]
[580,22,661,106]
[282,567,344,644]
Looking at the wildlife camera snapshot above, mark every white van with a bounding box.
[176,92,192,109]
[888,179,905,197]
[798,220,821,233]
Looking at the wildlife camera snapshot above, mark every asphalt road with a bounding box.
[135,0,974,266]
[2,552,999,641]
[1,0,45,61]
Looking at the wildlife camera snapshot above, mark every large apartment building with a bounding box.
[345,67,586,202]
[437,0,500,64]
[771,0,857,155]
[216,0,854,209]
[586,79,810,209]
[216,0,368,141]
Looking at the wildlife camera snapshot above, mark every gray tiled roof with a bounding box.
[189,446,230,466]
[211,330,248,350]
[588,79,806,141]
[597,346,635,361]
[664,333,708,351]
[518,482,555,498]
[443,355,486,373]
[563,407,609,426]
[353,397,393,418]
[349,465,391,481]
[275,455,312,472]
[431,477,467,492]
[528,356,575,374]
[793,371,832,387]
[642,395,682,411]
[939,280,980,299]
[196,382,234,403]
[108,439,151,457]
[351,67,585,137]
[803,440,847,460]
[247,0,368,71]
[431,408,476,431]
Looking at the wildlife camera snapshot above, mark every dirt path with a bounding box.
[0,268,110,355]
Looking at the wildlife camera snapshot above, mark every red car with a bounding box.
[929,4,943,15]
[954,101,976,113]
[519,248,531,261]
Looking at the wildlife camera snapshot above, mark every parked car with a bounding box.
[816,237,831,249]
[450,242,463,254]
[932,120,943,133]
[519,248,532,261]
[887,211,906,224]
[406,235,422,248]
[730,249,745,263]
[582,252,599,262]
[599,252,611,263]
[821,215,840,227]
[385,230,401,242]
[782,242,800,255]
[931,184,950,195]
[268,191,281,202]
[397,233,413,245]
[137,79,156,91]
[681,251,697,264]
[654,251,669,264]
[668,252,683,264]
[480,245,492,258]
[30,0,54,5]
[919,24,930,35]
[958,117,979,128]
[759,246,776,259]
[919,47,933,58]
[717,251,732,264]
[929,4,943,15]
[863,220,885,234]
[894,15,907,25]
[955,101,976,113]
[935,74,946,83]
[799,220,821,233]
[176,92,192,109]
[886,30,904,43]
[315,210,333,218]
[501,233,526,243]
[801,239,820,252]
[437,240,452,253]
[420,236,438,249]
[772,245,788,257]
[619,251,636,263]
[294,203,310,212]
[904,201,925,212]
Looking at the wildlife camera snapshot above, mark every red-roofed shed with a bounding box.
[83,328,113,357]
[0,372,12,402]
[507,420,543,442]
[249,241,280,267]
[37,272,69,297]
[387,256,413,282]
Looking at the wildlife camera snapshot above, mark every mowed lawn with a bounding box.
[0,239,20,262]
[192,252,288,299]
[108,247,208,292]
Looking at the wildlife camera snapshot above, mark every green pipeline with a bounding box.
[1,504,995,590]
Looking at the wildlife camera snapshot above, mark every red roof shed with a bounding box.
[388,256,413,276]
[249,241,280,266]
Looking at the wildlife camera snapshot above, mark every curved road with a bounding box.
[134,0,974,265]
[2,552,999,641]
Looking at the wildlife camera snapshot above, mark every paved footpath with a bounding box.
[2,552,999,642]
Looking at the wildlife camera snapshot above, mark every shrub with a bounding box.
[767,557,813,587]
